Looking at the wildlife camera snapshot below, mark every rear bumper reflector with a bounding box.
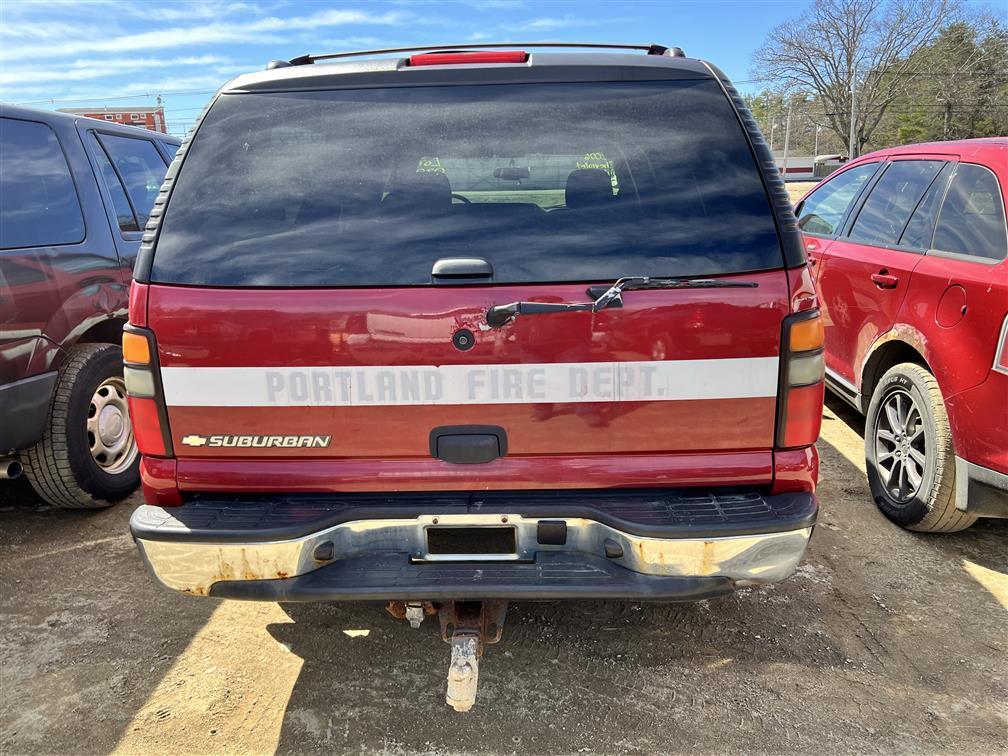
[130,490,817,599]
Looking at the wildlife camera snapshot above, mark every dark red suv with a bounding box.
[797,139,1008,532]
[0,106,178,507]
[125,44,824,710]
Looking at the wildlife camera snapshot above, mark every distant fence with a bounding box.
[772,154,846,182]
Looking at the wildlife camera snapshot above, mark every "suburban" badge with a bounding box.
[180,434,331,448]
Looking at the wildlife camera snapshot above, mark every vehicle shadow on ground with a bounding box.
[0,479,219,755]
[264,402,1008,753]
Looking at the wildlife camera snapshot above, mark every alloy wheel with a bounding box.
[874,388,927,503]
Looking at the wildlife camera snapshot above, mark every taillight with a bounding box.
[122,325,173,458]
[994,314,1008,375]
[776,310,825,449]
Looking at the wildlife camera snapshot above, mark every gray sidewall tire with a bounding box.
[864,363,975,533]
[23,343,141,508]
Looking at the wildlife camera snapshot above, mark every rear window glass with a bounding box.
[933,164,1007,261]
[90,133,140,233]
[152,81,782,287]
[0,118,85,249]
[849,160,944,247]
[96,133,167,228]
[899,163,953,249]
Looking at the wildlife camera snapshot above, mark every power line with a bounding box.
[12,88,218,106]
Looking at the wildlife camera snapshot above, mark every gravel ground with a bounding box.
[1,394,1005,756]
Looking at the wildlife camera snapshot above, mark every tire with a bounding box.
[23,343,140,509]
[864,362,976,533]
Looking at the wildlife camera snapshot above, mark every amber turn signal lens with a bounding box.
[790,315,824,352]
[122,331,151,364]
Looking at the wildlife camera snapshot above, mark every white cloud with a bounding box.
[1,19,109,41]
[500,13,637,33]
[525,15,590,30]
[132,1,263,22]
[0,7,409,61]
[312,36,384,49]
[0,55,230,86]
[4,74,230,105]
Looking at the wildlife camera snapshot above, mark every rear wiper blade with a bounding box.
[486,276,758,328]
[590,276,759,309]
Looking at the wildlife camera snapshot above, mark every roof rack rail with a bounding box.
[266,42,685,69]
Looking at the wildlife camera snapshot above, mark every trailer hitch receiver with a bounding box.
[439,600,508,712]
[387,599,508,711]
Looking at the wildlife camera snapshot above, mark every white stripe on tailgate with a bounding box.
[160,358,779,407]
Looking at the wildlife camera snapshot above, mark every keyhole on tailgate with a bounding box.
[453,329,475,351]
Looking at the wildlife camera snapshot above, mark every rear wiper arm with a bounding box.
[486,276,758,328]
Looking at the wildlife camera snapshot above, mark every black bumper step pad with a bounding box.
[208,551,736,602]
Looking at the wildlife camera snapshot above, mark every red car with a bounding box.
[796,138,1008,531]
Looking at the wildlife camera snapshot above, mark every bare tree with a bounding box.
[753,0,961,155]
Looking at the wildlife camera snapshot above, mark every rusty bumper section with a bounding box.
[129,490,816,600]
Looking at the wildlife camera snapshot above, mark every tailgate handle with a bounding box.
[430,425,507,464]
[432,257,493,284]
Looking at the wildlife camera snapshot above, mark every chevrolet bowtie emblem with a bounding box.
[181,434,208,447]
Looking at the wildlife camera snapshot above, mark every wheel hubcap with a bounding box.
[875,389,927,503]
[86,377,137,475]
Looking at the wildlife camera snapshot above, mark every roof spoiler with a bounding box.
[266,42,685,70]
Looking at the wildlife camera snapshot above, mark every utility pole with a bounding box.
[814,125,822,157]
[781,104,793,179]
[848,64,858,160]
[155,94,165,134]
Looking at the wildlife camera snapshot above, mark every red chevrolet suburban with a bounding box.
[797,139,1008,532]
[126,44,824,710]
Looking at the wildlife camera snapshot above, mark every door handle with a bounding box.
[871,272,899,289]
[431,257,493,284]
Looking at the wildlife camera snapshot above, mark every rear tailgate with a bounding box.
[133,66,798,494]
[148,274,786,492]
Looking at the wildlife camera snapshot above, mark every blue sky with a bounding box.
[0,0,993,137]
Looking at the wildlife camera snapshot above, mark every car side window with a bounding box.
[848,160,944,248]
[899,163,954,249]
[95,134,167,228]
[797,163,879,237]
[0,117,85,249]
[932,163,1007,261]
[90,134,140,234]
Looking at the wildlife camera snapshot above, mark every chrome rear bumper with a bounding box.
[132,495,815,600]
